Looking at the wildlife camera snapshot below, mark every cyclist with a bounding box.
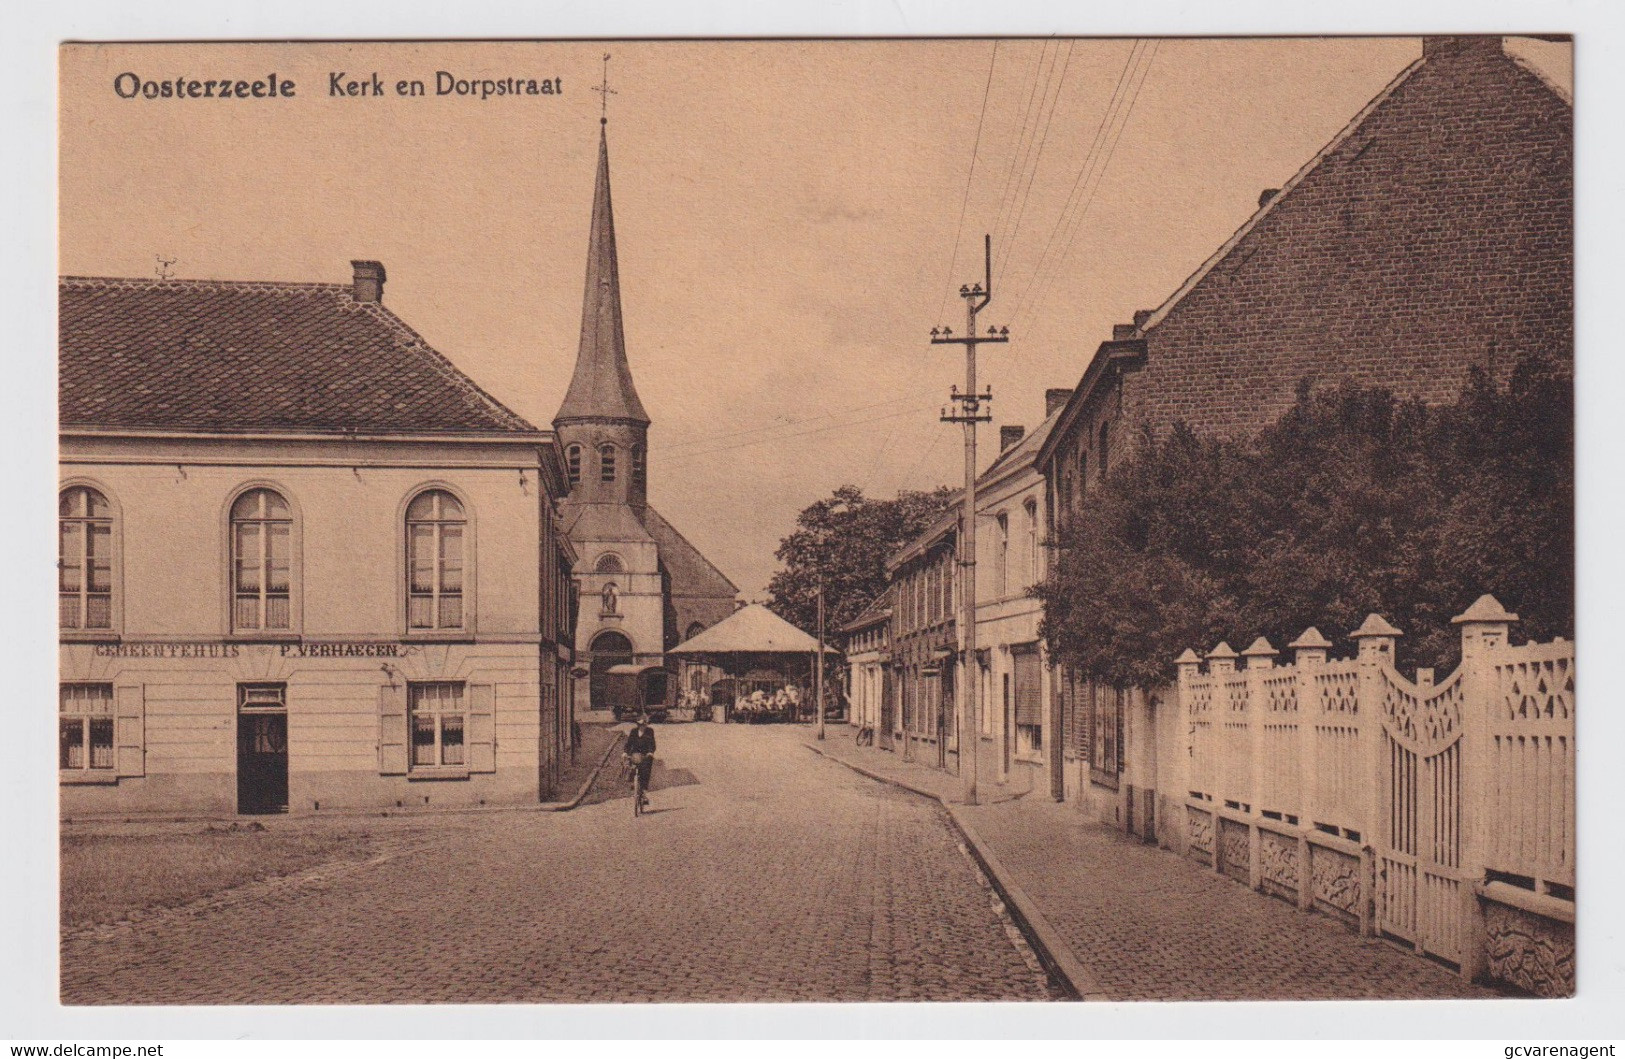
[624,713,657,810]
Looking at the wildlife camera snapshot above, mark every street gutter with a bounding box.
[803,740,1109,1002]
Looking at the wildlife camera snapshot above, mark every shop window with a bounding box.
[410,681,466,768]
[406,489,465,631]
[231,488,293,632]
[59,684,114,771]
[59,486,114,631]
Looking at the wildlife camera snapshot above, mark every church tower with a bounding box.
[555,93,740,719]
[554,120,650,512]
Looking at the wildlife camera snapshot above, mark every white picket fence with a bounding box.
[1174,595,1575,995]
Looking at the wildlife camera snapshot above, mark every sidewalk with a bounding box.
[806,725,1499,1002]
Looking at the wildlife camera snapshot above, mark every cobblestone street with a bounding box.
[60,724,1054,1004]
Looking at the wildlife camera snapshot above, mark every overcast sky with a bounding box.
[59,38,1571,597]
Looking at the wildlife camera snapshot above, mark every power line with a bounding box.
[1004,39,1144,331]
[933,41,1000,329]
[662,387,937,454]
[670,403,938,460]
[989,40,1057,269]
[995,39,1076,290]
[1012,40,1159,334]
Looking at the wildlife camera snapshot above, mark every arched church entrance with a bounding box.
[589,630,635,711]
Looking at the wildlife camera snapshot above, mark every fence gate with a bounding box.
[1375,667,1466,964]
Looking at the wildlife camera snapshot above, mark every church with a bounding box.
[556,114,740,719]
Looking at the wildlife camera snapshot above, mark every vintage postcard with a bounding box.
[54,36,1574,1007]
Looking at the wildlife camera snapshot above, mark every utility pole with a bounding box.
[814,582,826,740]
[931,234,1009,805]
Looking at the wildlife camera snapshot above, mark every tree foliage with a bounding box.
[768,484,956,635]
[1036,357,1573,687]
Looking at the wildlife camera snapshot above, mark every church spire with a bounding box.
[554,91,648,427]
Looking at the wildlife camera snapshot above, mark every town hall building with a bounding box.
[555,117,740,718]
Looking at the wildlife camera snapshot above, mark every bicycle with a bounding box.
[626,751,650,817]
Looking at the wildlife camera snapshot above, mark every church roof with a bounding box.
[559,500,657,546]
[669,603,836,656]
[59,274,537,435]
[642,505,740,600]
[554,127,649,426]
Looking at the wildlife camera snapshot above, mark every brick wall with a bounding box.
[1123,39,1571,440]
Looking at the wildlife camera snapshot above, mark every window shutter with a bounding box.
[468,683,496,773]
[378,683,408,775]
[115,684,144,777]
[1013,649,1042,726]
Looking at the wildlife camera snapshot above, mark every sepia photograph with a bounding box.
[41,27,1580,1021]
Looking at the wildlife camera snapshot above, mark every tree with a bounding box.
[1037,358,1573,687]
[767,484,956,635]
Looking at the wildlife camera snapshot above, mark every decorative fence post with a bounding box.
[1207,641,1240,879]
[1452,594,1516,983]
[1174,648,1202,858]
[1242,637,1276,891]
[1351,613,1401,938]
[1290,627,1331,912]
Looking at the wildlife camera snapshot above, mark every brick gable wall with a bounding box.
[1122,42,1571,441]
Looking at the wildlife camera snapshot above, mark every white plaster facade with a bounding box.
[59,430,576,815]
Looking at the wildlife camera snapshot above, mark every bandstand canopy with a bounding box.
[669,603,840,658]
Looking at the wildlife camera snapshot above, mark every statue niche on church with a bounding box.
[601,581,618,615]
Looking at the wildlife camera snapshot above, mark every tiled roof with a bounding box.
[59,276,536,434]
[642,505,739,600]
[840,585,894,634]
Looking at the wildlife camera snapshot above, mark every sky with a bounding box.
[58,37,1571,598]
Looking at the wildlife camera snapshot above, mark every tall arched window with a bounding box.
[996,512,1010,596]
[631,444,647,488]
[599,444,618,483]
[595,552,625,575]
[407,489,465,631]
[59,486,113,630]
[1025,499,1040,584]
[565,444,582,486]
[231,488,292,632]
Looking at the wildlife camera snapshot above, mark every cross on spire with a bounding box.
[592,53,616,125]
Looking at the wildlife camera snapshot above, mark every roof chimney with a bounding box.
[1258,188,1281,208]
[351,260,386,304]
[1046,387,1072,417]
[1132,308,1153,330]
[1422,36,1503,62]
[1000,425,1026,452]
[1112,323,1137,340]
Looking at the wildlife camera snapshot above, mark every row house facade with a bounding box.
[970,401,1064,799]
[885,513,959,768]
[59,263,579,816]
[838,588,892,737]
[872,390,1068,795]
[1035,35,1572,840]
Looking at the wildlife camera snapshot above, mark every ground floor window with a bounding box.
[410,681,466,767]
[1012,646,1043,761]
[1090,684,1125,787]
[60,683,114,770]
